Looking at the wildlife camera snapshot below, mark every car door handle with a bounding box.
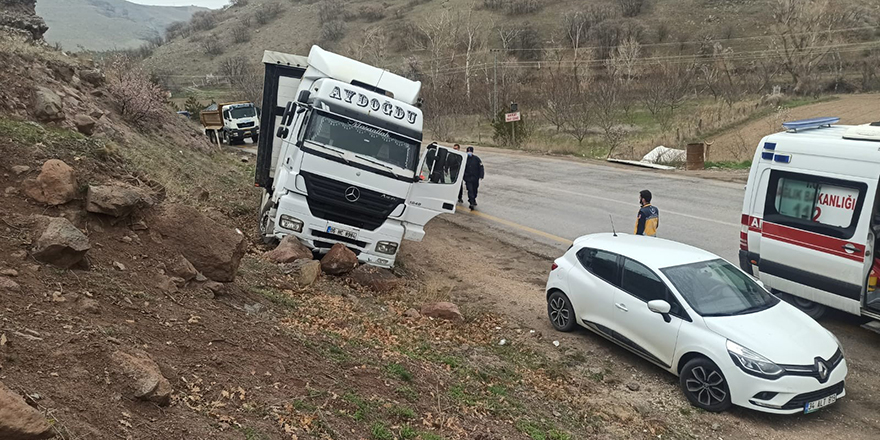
[615,303,628,312]
[842,244,860,253]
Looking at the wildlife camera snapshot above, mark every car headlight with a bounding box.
[726,340,784,379]
[826,330,844,357]
[375,241,398,255]
[279,215,303,232]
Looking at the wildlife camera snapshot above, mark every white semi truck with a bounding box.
[255,46,466,268]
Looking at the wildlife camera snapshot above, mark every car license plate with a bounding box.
[804,394,837,413]
[327,225,357,240]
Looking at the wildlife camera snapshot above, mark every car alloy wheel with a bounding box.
[680,357,732,412]
[547,291,576,332]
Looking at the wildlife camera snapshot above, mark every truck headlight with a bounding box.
[279,215,303,232]
[375,241,398,255]
[727,340,783,379]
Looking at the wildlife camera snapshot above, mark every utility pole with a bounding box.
[493,50,498,117]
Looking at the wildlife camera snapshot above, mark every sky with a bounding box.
[127,0,229,8]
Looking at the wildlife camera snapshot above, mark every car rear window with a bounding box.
[576,248,619,285]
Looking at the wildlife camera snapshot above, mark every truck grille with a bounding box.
[238,121,255,128]
[301,172,403,231]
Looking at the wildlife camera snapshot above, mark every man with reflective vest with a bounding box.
[635,189,659,236]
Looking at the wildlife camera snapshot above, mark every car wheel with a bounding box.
[680,357,732,412]
[547,291,576,332]
[779,292,826,320]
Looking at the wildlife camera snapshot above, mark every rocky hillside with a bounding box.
[38,0,207,51]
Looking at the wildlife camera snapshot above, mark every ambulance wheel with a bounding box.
[779,292,826,320]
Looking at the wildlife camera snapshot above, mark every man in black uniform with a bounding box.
[463,146,484,211]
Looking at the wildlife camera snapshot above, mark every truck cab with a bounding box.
[255,46,465,268]
[221,102,260,143]
[740,117,880,330]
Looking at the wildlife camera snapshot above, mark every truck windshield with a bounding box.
[661,259,779,317]
[304,111,418,172]
[230,107,256,119]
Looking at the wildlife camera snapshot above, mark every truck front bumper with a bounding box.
[272,192,403,268]
[228,127,259,139]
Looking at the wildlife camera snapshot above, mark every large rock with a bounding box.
[32,87,63,122]
[73,114,96,136]
[22,159,76,206]
[151,204,247,282]
[0,276,21,292]
[0,381,54,440]
[166,255,198,282]
[320,243,358,275]
[264,235,313,263]
[111,350,172,406]
[85,183,150,218]
[348,265,402,292]
[0,0,48,41]
[280,258,321,286]
[30,216,90,268]
[420,302,464,322]
[78,69,105,86]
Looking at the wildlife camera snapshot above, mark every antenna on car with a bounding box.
[609,215,617,237]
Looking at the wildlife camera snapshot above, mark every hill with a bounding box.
[38,0,207,51]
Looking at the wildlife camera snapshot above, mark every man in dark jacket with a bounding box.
[463,146,484,210]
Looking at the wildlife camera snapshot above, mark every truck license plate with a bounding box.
[804,394,837,413]
[327,226,357,240]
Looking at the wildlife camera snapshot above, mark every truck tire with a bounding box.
[258,191,278,246]
[206,129,217,144]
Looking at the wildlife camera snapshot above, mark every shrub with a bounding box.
[320,20,346,41]
[506,0,542,15]
[616,0,645,18]
[183,96,202,120]
[190,11,216,31]
[491,109,532,147]
[359,4,386,22]
[202,38,223,56]
[105,56,168,129]
[231,25,251,43]
[255,2,283,25]
[231,0,249,6]
[165,21,191,40]
[318,0,347,24]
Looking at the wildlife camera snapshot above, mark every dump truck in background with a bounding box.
[199,101,260,144]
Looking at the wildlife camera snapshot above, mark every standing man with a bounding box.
[463,146,484,211]
[453,144,463,203]
[634,189,659,236]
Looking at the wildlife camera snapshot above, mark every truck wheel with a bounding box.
[258,192,278,246]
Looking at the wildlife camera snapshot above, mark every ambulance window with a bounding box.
[764,170,867,239]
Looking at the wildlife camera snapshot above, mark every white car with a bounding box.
[546,233,847,414]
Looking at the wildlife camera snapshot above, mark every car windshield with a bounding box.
[304,111,418,172]
[661,259,779,317]
[230,107,256,119]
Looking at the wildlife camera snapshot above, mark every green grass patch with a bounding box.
[488,385,508,396]
[385,363,413,382]
[389,405,417,420]
[515,420,571,440]
[418,432,445,440]
[704,160,752,169]
[399,424,418,439]
[252,287,298,309]
[343,392,372,422]
[370,422,393,440]
[395,386,419,402]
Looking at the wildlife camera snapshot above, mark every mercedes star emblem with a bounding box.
[344,186,360,202]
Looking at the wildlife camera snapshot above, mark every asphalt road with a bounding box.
[463,149,745,262]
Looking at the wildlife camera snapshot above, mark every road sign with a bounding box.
[505,112,521,123]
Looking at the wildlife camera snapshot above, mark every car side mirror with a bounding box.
[648,300,672,323]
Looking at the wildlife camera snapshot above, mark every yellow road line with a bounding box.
[457,208,573,245]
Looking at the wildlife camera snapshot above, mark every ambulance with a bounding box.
[740,117,880,331]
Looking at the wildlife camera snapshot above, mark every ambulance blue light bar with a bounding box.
[782,117,840,132]
[774,154,791,163]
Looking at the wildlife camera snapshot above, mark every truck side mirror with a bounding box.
[297,90,311,104]
[276,126,289,139]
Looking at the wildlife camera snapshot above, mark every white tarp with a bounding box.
[642,146,686,164]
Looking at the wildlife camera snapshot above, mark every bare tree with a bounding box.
[220,56,264,104]
[641,59,697,130]
[459,10,484,100]
[347,26,388,66]
[617,0,645,18]
[592,79,628,158]
[771,0,858,94]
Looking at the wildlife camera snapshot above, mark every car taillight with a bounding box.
[551,263,558,271]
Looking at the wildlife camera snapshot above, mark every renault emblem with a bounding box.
[816,358,829,381]
[344,186,360,202]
